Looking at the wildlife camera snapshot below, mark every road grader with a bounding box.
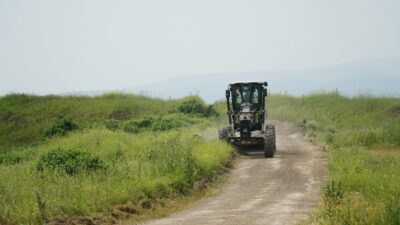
[218,81,276,157]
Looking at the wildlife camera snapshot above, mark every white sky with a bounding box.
[1,0,400,95]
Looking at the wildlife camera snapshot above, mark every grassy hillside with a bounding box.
[267,93,400,225]
[0,93,172,149]
[0,93,231,224]
[0,93,219,150]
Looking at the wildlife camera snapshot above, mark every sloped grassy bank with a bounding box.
[0,93,216,149]
[0,129,231,224]
[0,94,232,224]
[267,93,400,225]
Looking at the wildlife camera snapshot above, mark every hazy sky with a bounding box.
[1,0,400,95]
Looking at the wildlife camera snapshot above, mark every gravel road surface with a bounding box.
[137,121,326,225]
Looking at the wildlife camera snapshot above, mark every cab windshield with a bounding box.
[231,84,262,111]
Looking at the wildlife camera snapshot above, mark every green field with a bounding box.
[2,92,400,225]
[267,93,400,225]
[0,94,231,224]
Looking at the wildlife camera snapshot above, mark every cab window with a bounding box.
[252,88,259,104]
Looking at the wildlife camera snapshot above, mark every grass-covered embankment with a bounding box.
[0,93,216,149]
[267,93,400,225]
[0,93,231,224]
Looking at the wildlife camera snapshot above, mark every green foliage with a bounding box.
[108,108,133,120]
[36,148,106,175]
[325,181,344,200]
[264,92,400,148]
[326,126,336,134]
[306,119,318,131]
[0,129,231,224]
[44,119,79,138]
[0,93,230,224]
[383,122,400,147]
[0,93,174,148]
[325,132,335,143]
[309,148,400,225]
[34,190,46,224]
[123,114,204,133]
[104,119,121,131]
[176,97,218,117]
[178,99,204,114]
[0,148,33,165]
[356,131,378,148]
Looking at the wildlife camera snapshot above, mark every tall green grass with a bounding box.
[266,93,400,225]
[0,93,229,224]
[0,129,231,224]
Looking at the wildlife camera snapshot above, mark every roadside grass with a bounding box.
[0,93,230,224]
[0,129,231,224]
[266,92,400,225]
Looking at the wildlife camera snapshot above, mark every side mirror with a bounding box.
[263,82,268,87]
[263,88,267,97]
[225,89,230,99]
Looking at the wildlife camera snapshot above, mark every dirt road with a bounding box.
[139,121,326,225]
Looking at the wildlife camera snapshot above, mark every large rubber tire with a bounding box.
[218,127,230,141]
[264,124,276,158]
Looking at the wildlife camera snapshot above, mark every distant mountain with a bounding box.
[125,57,400,103]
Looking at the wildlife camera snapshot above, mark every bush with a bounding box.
[306,120,318,131]
[178,99,204,114]
[325,132,335,143]
[326,126,336,134]
[44,119,79,138]
[123,114,202,133]
[356,131,378,147]
[36,148,106,175]
[177,99,218,117]
[383,123,400,147]
[325,181,344,200]
[108,108,133,120]
[299,117,311,127]
[104,119,121,131]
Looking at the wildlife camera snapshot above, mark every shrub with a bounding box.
[356,131,378,147]
[325,181,344,201]
[204,105,219,117]
[177,99,218,117]
[325,132,335,143]
[108,108,133,120]
[123,114,201,133]
[383,123,400,147]
[178,99,204,115]
[104,119,121,131]
[123,117,154,133]
[300,117,311,127]
[44,119,79,138]
[326,126,336,134]
[306,120,318,131]
[36,148,106,175]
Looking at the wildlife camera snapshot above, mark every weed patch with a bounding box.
[0,148,33,165]
[36,148,106,175]
[123,114,204,133]
[44,119,79,138]
[175,97,218,117]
